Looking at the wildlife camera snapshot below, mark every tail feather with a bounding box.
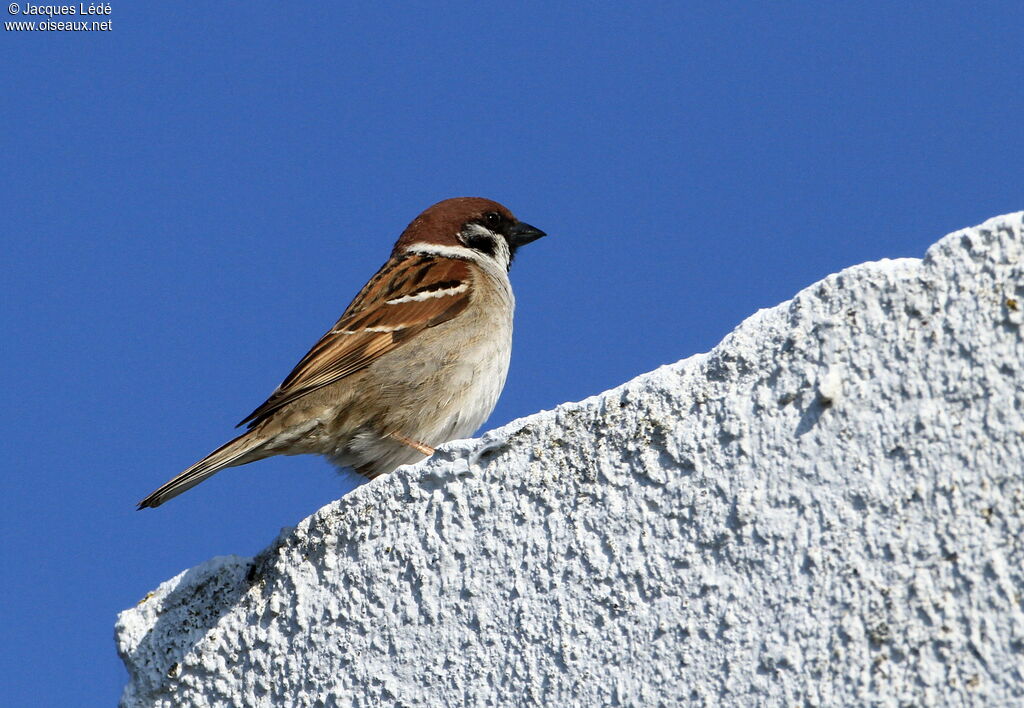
[137,429,270,509]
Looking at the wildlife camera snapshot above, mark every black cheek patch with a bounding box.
[465,233,497,257]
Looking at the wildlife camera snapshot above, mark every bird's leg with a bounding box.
[387,431,435,456]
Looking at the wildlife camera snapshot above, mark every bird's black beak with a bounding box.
[508,221,547,248]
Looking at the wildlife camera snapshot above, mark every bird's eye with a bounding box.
[484,212,502,228]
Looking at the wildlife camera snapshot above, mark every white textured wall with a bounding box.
[118,213,1024,707]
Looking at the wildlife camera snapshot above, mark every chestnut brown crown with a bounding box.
[392,197,546,259]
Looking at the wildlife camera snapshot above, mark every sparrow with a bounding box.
[138,197,546,509]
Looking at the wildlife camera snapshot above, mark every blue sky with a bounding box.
[3,3,1022,704]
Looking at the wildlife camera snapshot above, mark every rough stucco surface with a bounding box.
[117,213,1024,707]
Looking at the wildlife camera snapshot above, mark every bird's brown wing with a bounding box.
[237,254,473,429]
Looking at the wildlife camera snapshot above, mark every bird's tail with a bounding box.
[137,428,273,509]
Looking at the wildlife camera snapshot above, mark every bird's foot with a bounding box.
[388,432,435,456]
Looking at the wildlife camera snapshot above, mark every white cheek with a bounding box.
[458,224,512,271]
[492,239,512,271]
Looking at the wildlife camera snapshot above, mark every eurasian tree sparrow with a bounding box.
[138,197,546,509]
